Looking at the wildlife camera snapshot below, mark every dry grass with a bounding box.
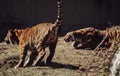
[0,37,111,76]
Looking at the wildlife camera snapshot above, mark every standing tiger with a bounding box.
[4,0,62,68]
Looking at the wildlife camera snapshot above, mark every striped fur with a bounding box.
[105,27,120,51]
[63,26,120,50]
[63,27,107,49]
[4,0,63,68]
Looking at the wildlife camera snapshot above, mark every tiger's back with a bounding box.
[18,23,58,48]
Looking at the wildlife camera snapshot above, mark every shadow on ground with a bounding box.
[46,62,79,70]
[0,55,78,70]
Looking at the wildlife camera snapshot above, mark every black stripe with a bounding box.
[55,0,62,26]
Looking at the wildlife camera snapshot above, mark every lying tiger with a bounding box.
[63,27,112,49]
[4,0,63,68]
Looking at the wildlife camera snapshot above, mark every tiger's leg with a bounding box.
[73,41,80,49]
[109,35,116,51]
[45,41,57,65]
[14,46,27,69]
[24,51,38,66]
[109,40,115,51]
[23,50,31,67]
[32,47,46,66]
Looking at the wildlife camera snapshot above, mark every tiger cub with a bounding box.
[4,0,63,68]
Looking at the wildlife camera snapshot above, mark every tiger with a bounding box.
[105,26,120,51]
[4,0,63,68]
[63,27,109,49]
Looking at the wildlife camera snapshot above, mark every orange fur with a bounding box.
[5,23,59,68]
[64,27,120,50]
[106,29,120,51]
[63,27,106,49]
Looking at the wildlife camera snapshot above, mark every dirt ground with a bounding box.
[0,37,111,76]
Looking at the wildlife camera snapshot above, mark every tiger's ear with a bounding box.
[71,31,75,36]
[13,29,19,36]
[9,30,15,34]
[14,29,22,37]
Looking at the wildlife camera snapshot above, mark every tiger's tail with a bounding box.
[54,0,63,27]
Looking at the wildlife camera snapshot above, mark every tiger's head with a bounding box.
[4,30,19,45]
[63,31,75,42]
[63,27,96,43]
